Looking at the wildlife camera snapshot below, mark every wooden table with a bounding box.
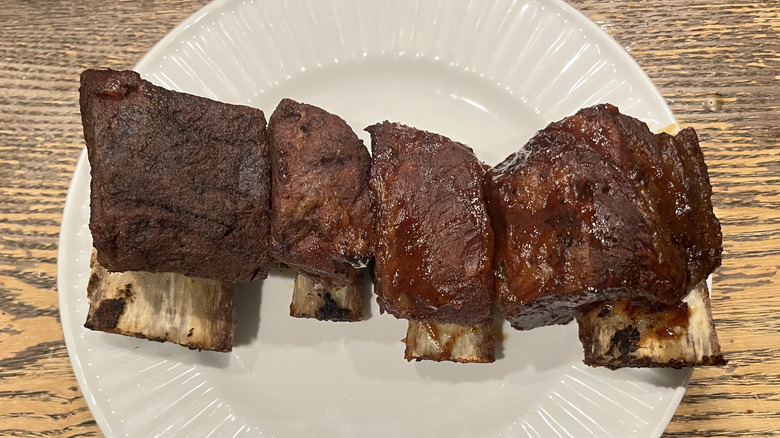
[1,0,777,436]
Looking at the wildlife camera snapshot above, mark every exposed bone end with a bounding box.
[404,319,495,363]
[576,280,726,369]
[85,250,237,352]
[290,273,363,322]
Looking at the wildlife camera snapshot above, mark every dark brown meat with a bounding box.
[268,98,372,286]
[80,69,272,282]
[367,122,494,326]
[485,104,721,330]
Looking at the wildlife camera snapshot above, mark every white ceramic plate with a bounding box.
[59,0,692,436]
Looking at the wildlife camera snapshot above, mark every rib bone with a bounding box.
[404,319,495,363]
[290,273,363,322]
[576,280,726,369]
[84,250,237,352]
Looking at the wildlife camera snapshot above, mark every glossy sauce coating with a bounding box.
[485,104,722,330]
[367,122,494,326]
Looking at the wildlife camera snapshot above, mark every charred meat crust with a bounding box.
[80,69,272,282]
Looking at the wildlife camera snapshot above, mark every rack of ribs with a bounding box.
[79,69,726,367]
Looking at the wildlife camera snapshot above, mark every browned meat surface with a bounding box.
[485,104,722,330]
[268,99,372,286]
[80,69,272,282]
[367,122,494,326]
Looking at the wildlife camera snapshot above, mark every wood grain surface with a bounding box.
[0,0,777,437]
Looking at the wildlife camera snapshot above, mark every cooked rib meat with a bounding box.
[367,122,494,326]
[80,69,272,282]
[485,104,722,330]
[268,99,372,286]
